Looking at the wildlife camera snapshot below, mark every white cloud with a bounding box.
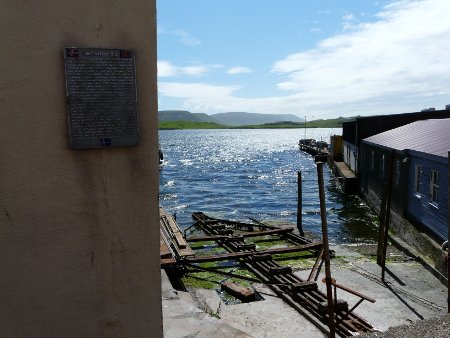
[159,82,240,99]
[158,60,177,77]
[342,11,357,31]
[227,66,253,75]
[173,30,201,47]
[158,61,210,77]
[342,13,355,21]
[159,0,450,118]
[158,82,291,114]
[157,26,201,47]
[271,0,450,115]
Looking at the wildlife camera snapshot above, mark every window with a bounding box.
[430,170,439,204]
[379,154,385,178]
[414,165,422,193]
[370,150,375,172]
[394,160,400,186]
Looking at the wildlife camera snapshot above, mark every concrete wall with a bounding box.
[0,1,162,337]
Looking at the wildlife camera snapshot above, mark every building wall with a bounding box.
[343,141,358,173]
[360,144,407,215]
[0,1,162,337]
[329,135,343,161]
[406,154,448,241]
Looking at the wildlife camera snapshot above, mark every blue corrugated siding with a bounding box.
[407,155,448,241]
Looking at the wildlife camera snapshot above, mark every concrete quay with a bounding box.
[162,242,448,338]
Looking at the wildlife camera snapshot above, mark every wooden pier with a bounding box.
[298,139,329,162]
[331,161,358,194]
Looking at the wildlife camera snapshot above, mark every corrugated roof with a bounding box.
[362,118,450,158]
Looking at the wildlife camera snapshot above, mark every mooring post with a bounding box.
[297,171,305,236]
[316,162,335,338]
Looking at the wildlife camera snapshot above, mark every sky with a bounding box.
[157,0,450,119]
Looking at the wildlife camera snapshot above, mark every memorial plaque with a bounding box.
[64,47,138,149]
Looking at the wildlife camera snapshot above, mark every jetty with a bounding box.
[299,139,328,162]
[298,135,357,194]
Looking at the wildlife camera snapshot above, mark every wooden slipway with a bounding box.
[160,209,376,336]
[160,207,194,266]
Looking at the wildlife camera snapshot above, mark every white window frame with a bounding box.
[430,169,439,205]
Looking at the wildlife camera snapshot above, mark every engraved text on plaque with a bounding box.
[64,47,138,149]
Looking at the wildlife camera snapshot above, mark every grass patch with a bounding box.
[273,250,319,269]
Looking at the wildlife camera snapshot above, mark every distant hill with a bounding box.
[158,110,216,123]
[157,110,349,129]
[210,112,303,126]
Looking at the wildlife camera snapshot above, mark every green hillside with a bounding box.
[158,114,354,129]
[158,121,226,129]
[210,112,303,126]
[305,117,353,128]
[158,110,213,122]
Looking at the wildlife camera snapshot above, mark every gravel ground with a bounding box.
[361,313,450,338]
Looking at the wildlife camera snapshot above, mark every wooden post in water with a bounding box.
[297,171,305,236]
[316,162,335,338]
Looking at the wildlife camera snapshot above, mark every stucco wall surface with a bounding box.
[0,1,162,337]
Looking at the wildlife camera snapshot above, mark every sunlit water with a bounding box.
[159,128,378,244]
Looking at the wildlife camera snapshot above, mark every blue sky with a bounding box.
[157,0,450,119]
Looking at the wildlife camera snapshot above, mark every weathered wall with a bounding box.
[364,188,447,280]
[0,1,162,337]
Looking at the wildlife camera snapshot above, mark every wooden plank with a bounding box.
[251,254,272,261]
[236,243,256,251]
[160,207,194,257]
[186,235,227,242]
[268,266,292,275]
[160,232,172,259]
[184,242,322,263]
[186,227,293,242]
[334,161,356,179]
[184,251,255,263]
[161,258,176,266]
[174,232,187,249]
[221,281,255,301]
[291,281,318,292]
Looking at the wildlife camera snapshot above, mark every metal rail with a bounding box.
[189,212,375,337]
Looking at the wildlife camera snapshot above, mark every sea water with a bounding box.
[159,128,378,244]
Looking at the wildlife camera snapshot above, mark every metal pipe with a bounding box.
[297,171,305,236]
[381,150,396,282]
[316,161,335,338]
